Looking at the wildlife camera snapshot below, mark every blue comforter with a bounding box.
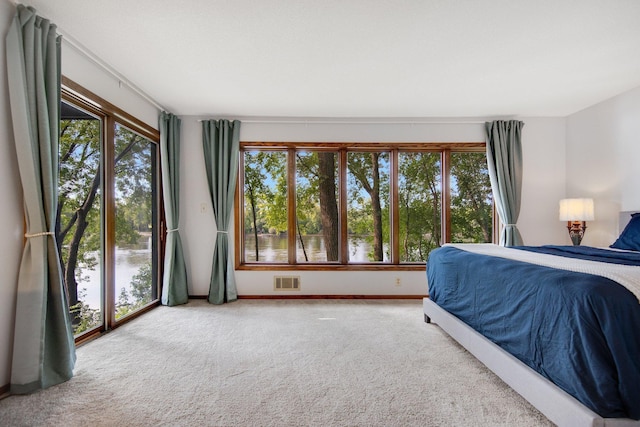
[426,245,640,419]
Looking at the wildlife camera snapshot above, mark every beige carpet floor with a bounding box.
[0,299,552,426]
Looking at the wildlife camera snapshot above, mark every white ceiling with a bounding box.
[20,0,640,118]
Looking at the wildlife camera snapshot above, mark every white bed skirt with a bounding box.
[423,298,640,427]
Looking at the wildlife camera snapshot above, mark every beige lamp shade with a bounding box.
[559,198,595,221]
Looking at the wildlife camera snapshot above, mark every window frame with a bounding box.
[235,141,492,271]
[61,77,164,344]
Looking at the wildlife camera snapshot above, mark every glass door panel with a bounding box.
[114,124,158,321]
[59,101,103,335]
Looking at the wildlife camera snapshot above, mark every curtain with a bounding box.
[202,120,240,304]
[6,5,75,393]
[159,112,188,306]
[485,120,524,246]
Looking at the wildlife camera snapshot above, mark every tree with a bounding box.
[243,151,287,260]
[398,152,442,262]
[115,264,153,319]
[130,264,152,303]
[57,118,102,323]
[347,152,388,261]
[317,152,339,261]
[261,153,288,233]
[69,288,101,335]
[295,152,339,261]
[450,152,492,242]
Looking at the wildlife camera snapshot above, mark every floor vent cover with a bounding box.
[274,276,301,291]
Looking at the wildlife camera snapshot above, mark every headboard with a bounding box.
[619,211,638,234]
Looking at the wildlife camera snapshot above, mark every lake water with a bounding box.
[245,234,389,263]
[79,235,152,310]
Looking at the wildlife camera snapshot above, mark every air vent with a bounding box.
[274,275,301,291]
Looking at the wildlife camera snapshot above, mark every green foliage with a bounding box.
[69,288,101,336]
[450,153,492,243]
[130,264,153,303]
[398,152,442,262]
[295,152,322,234]
[396,152,492,261]
[244,151,288,234]
[347,198,373,235]
[116,264,153,319]
[58,118,102,268]
[347,152,390,261]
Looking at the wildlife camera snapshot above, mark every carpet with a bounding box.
[0,299,552,426]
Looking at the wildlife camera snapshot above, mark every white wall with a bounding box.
[519,118,567,245]
[180,119,217,295]
[180,117,567,297]
[566,85,640,246]
[61,43,159,131]
[0,0,24,390]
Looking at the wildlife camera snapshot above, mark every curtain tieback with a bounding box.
[166,228,179,233]
[24,231,54,238]
[505,224,517,227]
[217,230,228,234]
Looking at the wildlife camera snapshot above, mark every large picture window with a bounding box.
[236,142,493,270]
[59,78,162,341]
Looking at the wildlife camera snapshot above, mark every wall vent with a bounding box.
[274,275,301,291]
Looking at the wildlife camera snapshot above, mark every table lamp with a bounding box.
[559,198,594,246]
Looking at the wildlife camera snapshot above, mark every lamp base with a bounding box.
[567,221,587,246]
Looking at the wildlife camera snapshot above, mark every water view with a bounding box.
[80,235,152,310]
[245,234,390,263]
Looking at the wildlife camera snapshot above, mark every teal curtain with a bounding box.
[485,120,524,246]
[159,112,188,306]
[6,5,75,393]
[202,120,240,304]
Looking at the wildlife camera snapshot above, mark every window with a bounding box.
[296,151,340,262]
[347,151,390,262]
[59,78,162,341]
[236,142,493,270]
[397,151,441,262]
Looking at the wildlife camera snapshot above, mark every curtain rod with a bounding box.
[197,119,488,124]
[58,29,167,112]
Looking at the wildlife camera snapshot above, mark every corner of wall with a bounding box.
[564,85,640,246]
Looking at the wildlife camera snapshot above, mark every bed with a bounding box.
[423,212,640,427]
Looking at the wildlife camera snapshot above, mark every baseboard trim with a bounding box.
[189,294,425,300]
[0,383,9,400]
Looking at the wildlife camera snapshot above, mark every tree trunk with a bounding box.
[370,153,383,261]
[64,170,100,323]
[296,220,308,261]
[247,184,259,261]
[317,152,339,261]
[432,189,441,246]
[403,184,411,260]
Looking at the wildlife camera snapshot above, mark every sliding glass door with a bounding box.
[59,80,162,340]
